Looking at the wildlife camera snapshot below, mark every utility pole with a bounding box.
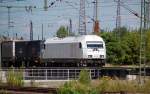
[0,5,36,39]
[69,19,72,36]
[139,0,147,85]
[44,0,48,11]
[116,0,121,39]
[93,0,100,35]
[7,6,12,37]
[79,0,86,35]
[42,24,44,40]
[30,21,33,40]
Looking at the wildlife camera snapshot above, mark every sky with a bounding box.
[0,0,140,40]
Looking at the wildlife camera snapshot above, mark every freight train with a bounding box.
[0,35,106,68]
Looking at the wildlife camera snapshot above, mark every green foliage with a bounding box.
[96,76,110,93]
[59,69,94,94]
[113,27,128,38]
[6,68,24,87]
[59,70,150,94]
[78,69,91,85]
[101,27,143,65]
[56,26,68,38]
[144,80,150,93]
[69,31,75,36]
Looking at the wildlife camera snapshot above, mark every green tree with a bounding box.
[101,27,140,65]
[113,27,128,38]
[56,26,68,38]
[123,31,140,65]
[101,31,125,64]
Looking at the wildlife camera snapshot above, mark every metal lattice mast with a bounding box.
[79,0,86,35]
[44,0,48,11]
[146,0,150,29]
[93,0,100,35]
[7,6,12,37]
[139,0,147,84]
[116,0,121,39]
[30,21,33,40]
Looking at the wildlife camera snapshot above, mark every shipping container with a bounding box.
[1,40,43,67]
[15,40,42,60]
[1,41,14,61]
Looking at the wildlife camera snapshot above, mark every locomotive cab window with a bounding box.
[86,41,103,48]
[87,44,103,48]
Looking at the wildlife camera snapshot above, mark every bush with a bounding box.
[59,70,150,94]
[78,69,91,85]
[59,81,77,94]
[96,76,110,93]
[6,68,24,87]
[97,77,137,93]
[59,69,94,94]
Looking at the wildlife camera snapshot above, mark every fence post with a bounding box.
[23,69,25,80]
[68,69,69,81]
[90,69,91,80]
[75,69,76,79]
[46,69,47,80]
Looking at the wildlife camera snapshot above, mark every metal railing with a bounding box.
[1,68,101,80]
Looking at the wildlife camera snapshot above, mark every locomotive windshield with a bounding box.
[87,44,103,48]
[86,41,103,48]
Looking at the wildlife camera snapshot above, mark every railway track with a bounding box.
[0,90,53,94]
[0,85,57,94]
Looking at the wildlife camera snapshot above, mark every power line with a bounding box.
[0,1,141,30]
[0,3,140,13]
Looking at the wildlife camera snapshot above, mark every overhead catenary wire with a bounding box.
[0,3,140,13]
[0,0,141,36]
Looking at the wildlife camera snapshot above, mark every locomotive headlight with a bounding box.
[100,55,104,58]
[88,55,92,58]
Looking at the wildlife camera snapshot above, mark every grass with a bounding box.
[6,67,24,87]
[30,80,36,87]
[59,70,150,94]
[100,78,136,93]
[140,80,150,93]
[0,89,8,94]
